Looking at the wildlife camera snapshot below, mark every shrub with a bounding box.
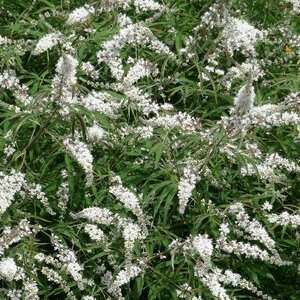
[0,0,299,299]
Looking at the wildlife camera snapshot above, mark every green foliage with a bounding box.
[0,0,299,299]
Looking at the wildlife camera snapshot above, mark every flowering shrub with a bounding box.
[0,0,299,299]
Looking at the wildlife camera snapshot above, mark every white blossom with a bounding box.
[0,170,26,215]
[87,124,106,143]
[33,32,63,55]
[97,18,174,81]
[84,224,105,242]
[192,234,213,261]
[178,165,200,214]
[122,222,142,257]
[220,17,265,57]
[233,83,255,115]
[0,71,32,106]
[262,201,273,212]
[133,0,166,12]
[109,263,142,290]
[41,267,77,300]
[80,91,122,118]
[0,257,17,282]
[71,207,115,225]
[123,58,158,85]
[23,279,39,300]
[66,5,95,25]
[267,211,300,228]
[285,0,300,13]
[51,53,78,114]
[0,219,34,256]
[145,112,200,133]
[109,176,144,218]
[81,61,100,79]
[50,234,86,290]
[57,182,69,217]
[63,136,94,187]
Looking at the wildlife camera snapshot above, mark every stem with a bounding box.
[23,108,58,153]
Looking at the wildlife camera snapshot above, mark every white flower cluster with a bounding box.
[195,263,230,300]
[71,206,145,259]
[262,201,273,211]
[84,224,105,242]
[80,91,122,118]
[51,53,78,115]
[63,136,94,187]
[50,234,87,290]
[216,226,290,266]
[101,0,131,11]
[0,257,17,282]
[241,152,300,182]
[82,296,96,300]
[133,0,167,12]
[0,71,32,106]
[228,203,276,250]
[97,17,174,80]
[122,222,143,258]
[250,106,300,129]
[284,91,300,109]
[285,0,300,14]
[198,3,227,32]
[194,263,273,300]
[120,124,154,139]
[81,61,100,80]
[23,182,56,215]
[66,5,95,25]
[241,163,279,182]
[0,170,26,215]
[87,123,106,143]
[109,175,144,219]
[221,100,300,136]
[0,35,32,59]
[145,112,200,133]
[23,279,39,300]
[232,82,255,116]
[267,211,300,228]
[176,284,203,299]
[4,144,16,157]
[71,207,115,225]
[118,84,159,116]
[41,267,76,300]
[109,176,147,258]
[265,153,300,173]
[123,58,158,85]
[57,181,69,217]
[33,32,64,55]
[245,141,262,158]
[169,233,213,264]
[108,263,143,298]
[225,203,291,266]
[222,60,264,90]
[191,234,213,261]
[0,164,51,217]
[177,165,200,214]
[55,53,78,85]
[201,62,224,81]
[219,17,265,57]
[0,35,12,45]
[0,219,35,256]
[170,232,273,300]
